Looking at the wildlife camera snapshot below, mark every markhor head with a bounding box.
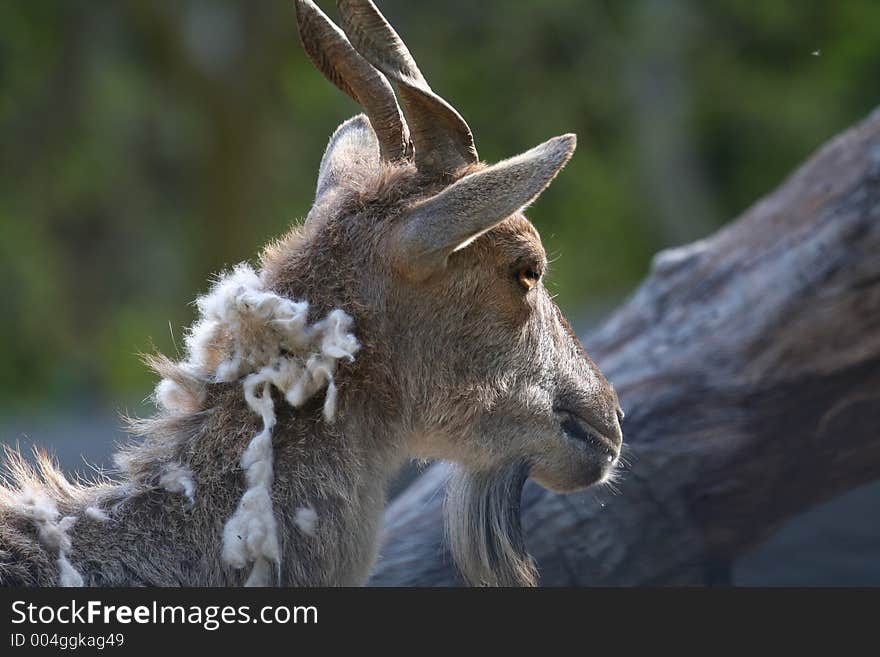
[291,0,624,586]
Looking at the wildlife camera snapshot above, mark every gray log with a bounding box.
[370,107,880,586]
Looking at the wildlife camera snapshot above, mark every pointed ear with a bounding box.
[315,114,380,202]
[392,134,576,279]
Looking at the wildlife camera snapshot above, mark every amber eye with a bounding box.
[517,265,542,290]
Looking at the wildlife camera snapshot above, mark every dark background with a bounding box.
[1,0,878,584]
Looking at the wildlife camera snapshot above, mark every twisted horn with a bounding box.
[336,0,478,178]
[294,0,411,161]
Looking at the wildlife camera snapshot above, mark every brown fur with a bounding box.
[1,3,624,587]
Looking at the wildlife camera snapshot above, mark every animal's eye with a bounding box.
[517,265,542,291]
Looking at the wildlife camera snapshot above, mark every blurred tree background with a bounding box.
[1,0,879,416]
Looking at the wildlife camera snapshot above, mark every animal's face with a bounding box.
[388,205,622,494]
[446,218,622,492]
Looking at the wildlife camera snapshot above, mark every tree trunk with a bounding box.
[370,107,880,586]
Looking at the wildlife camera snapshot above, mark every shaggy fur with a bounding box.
[159,463,195,504]
[148,262,360,586]
[11,487,82,587]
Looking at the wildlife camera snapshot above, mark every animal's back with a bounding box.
[0,448,88,587]
[1,495,59,586]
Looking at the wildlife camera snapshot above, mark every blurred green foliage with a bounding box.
[1,0,878,410]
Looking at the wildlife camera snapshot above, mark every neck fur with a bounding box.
[7,262,402,587]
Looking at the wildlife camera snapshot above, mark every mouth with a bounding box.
[554,408,621,463]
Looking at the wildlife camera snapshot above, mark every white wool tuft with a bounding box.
[221,384,281,587]
[159,462,196,503]
[154,263,360,586]
[15,488,84,587]
[294,506,318,537]
[58,551,84,587]
[84,506,110,522]
[155,378,205,413]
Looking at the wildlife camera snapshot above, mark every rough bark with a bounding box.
[370,107,880,586]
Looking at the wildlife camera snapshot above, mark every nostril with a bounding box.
[616,407,625,424]
[560,415,585,443]
[557,409,620,456]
